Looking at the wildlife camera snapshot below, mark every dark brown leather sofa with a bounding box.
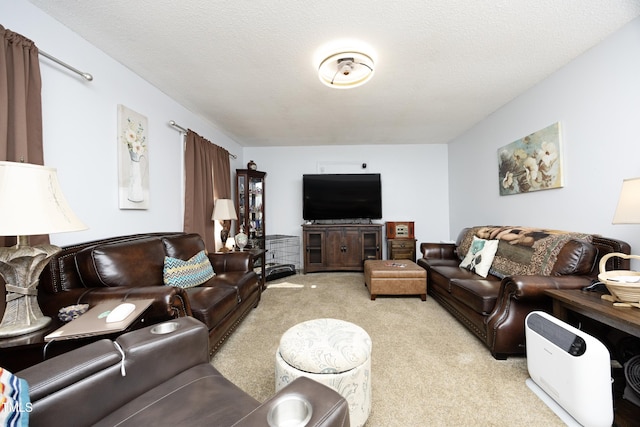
[18,317,350,427]
[417,226,630,359]
[38,232,260,355]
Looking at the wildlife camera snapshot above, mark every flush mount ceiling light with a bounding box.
[316,44,375,89]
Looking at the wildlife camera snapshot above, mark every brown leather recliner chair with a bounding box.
[18,317,350,427]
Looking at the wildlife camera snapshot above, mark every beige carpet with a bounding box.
[211,272,563,426]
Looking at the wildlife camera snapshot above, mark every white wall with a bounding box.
[243,144,450,258]
[3,0,246,246]
[448,17,640,258]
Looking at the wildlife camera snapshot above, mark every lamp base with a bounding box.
[220,226,231,252]
[0,307,51,338]
[0,244,60,338]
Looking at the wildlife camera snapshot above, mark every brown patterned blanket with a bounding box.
[457,226,592,278]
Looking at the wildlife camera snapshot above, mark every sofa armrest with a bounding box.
[485,275,591,358]
[419,242,457,260]
[20,317,209,427]
[497,275,590,300]
[19,339,121,401]
[232,377,350,427]
[488,275,590,327]
[209,251,253,273]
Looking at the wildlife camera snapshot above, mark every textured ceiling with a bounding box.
[29,1,640,147]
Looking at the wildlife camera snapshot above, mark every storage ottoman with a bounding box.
[364,259,427,301]
[275,318,372,427]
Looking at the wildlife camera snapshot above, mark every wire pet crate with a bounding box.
[265,235,300,277]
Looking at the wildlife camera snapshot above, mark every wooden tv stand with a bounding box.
[302,223,382,273]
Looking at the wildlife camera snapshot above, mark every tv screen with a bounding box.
[303,173,382,221]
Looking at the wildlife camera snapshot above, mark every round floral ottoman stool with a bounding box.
[275,318,372,427]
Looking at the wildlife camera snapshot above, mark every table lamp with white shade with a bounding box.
[595,177,640,304]
[0,161,87,337]
[613,177,640,225]
[212,198,237,252]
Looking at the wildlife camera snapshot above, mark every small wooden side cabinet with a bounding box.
[387,238,417,262]
[385,221,416,261]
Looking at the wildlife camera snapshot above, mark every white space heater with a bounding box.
[525,311,613,427]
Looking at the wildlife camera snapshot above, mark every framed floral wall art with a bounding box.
[117,104,150,209]
[497,122,563,196]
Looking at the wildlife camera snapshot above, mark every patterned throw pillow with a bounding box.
[0,367,30,426]
[459,236,499,278]
[163,250,215,288]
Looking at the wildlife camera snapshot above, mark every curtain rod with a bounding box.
[169,120,237,159]
[38,49,93,81]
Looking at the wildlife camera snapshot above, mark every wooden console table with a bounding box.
[545,289,640,339]
[302,223,382,273]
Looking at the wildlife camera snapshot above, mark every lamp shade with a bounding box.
[212,199,238,221]
[0,161,87,236]
[612,177,640,224]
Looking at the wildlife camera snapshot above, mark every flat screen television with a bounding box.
[303,173,382,221]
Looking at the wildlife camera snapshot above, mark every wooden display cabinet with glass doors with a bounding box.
[235,169,266,250]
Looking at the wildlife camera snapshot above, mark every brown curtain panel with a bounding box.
[184,130,232,251]
[0,26,46,249]
[213,146,231,200]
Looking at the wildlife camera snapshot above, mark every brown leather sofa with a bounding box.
[417,226,630,359]
[38,232,260,355]
[18,317,350,427]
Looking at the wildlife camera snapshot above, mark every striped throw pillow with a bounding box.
[0,367,30,426]
[163,250,215,288]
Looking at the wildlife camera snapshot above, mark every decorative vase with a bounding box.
[128,151,144,202]
[236,230,249,251]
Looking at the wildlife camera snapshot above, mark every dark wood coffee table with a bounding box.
[544,289,640,339]
[544,289,640,427]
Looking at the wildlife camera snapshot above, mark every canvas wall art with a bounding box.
[497,122,563,196]
[117,104,150,209]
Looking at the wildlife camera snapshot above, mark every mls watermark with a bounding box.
[2,401,33,414]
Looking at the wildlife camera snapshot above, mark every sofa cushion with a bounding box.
[162,233,206,260]
[163,250,215,289]
[76,238,166,288]
[186,286,238,329]
[458,226,593,279]
[459,236,498,278]
[449,279,501,315]
[428,264,489,292]
[93,364,260,427]
[551,239,597,276]
[207,271,260,302]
